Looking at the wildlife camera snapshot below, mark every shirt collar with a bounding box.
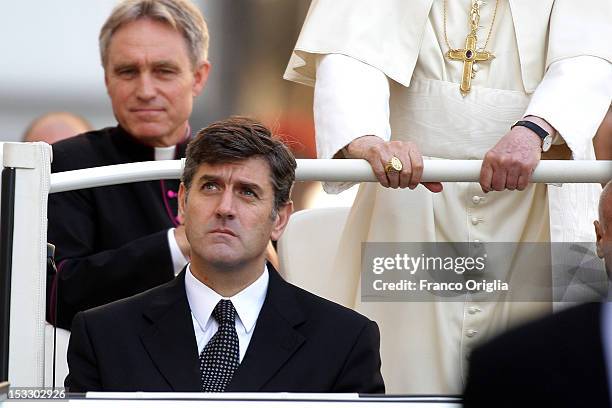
[185,264,269,334]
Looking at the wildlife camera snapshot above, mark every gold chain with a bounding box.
[443,0,500,52]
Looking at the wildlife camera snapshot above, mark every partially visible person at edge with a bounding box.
[284,0,612,394]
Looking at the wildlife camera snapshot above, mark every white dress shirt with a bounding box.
[185,264,269,362]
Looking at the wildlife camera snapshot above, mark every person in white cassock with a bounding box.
[284,0,612,394]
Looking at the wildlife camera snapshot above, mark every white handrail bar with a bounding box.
[49,159,612,194]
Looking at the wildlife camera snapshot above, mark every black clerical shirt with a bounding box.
[47,126,187,329]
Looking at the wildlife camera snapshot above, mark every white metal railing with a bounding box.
[2,141,611,391]
[49,159,612,193]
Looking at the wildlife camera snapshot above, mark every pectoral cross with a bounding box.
[447,33,494,96]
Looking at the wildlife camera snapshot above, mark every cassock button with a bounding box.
[466,329,478,338]
[471,217,480,225]
[468,307,481,315]
[472,195,481,204]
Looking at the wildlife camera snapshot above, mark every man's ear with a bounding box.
[270,201,294,242]
[192,61,211,97]
[595,220,603,258]
[178,182,187,220]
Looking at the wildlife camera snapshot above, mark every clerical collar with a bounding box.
[116,123,191,161]
[153,125,192,161]
[154,145,176,161]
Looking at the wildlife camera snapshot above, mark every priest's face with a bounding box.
[179,158,291,273]
[104,18,209,147]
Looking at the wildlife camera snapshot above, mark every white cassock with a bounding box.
[284,0,612,394]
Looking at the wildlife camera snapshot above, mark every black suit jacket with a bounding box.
[464,302,610,407]
[66,265,385,393]
[48,126,187,329]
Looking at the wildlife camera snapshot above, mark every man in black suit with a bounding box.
[65,117,385,393]
[47,0,211,329]
[463,181,612,407]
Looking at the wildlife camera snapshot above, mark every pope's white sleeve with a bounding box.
[314,53,391,193]
[524,56,612,160]
[167,228,188,276]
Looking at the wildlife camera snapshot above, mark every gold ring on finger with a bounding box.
[384,156,403,173]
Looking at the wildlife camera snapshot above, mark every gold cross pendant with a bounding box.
[447,33,494,96]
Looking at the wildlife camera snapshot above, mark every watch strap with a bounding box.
[511,120,549,140]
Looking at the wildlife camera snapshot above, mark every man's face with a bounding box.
[179,157,292,270]
[104,18,209,147]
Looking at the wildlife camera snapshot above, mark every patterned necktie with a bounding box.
[199,299,240,392]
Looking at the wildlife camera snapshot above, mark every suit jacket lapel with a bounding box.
[227,265,306,391]
[140,270,201,391]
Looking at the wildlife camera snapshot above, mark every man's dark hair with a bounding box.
[183,116,297,212]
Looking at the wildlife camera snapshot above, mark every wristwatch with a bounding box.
[511,120,553,152]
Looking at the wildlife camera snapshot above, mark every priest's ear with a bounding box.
[192,61,211,98]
